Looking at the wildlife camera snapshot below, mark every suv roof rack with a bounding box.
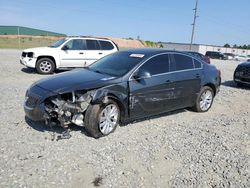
[66,36,110,40]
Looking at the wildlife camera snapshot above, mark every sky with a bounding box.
[0,0,250,46]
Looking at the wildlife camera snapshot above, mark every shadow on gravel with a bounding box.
[21,67,73,74]
[25,116,91,138]
[222,80,250,89]
[25,109,187,138]
[21,68,36,74]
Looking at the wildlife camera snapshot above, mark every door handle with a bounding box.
[79,52,84,55]
[166,80,172,83]
[195,74,200,78]
[98,52,103,55]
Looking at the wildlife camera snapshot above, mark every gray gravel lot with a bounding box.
[0,49,249,188]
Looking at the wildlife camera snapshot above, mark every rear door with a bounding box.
[171,53,202,108]
[59,39,86,67]
[129,54,176,119]
[85,39,104,66]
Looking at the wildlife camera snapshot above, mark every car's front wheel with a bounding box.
[84,99,120,138]
[193,86,214,112]
[36,58,55,74]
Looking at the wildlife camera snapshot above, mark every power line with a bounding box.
[190,0,199,50]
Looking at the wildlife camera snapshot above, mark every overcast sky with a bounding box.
[1,0,250,46]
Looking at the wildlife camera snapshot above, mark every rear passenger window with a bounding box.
[173,54,194,71]
[193,59,202,68]
[86,40,100,50]
[99,40,114,50]
[139,54,170,75]
[193,53,202,60]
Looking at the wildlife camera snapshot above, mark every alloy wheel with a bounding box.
[39,61,52,73]
[99,104,119,135]
[199,90,213,111]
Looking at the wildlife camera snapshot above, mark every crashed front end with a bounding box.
[24,85,94,128]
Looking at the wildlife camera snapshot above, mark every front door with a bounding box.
[59,39,86,67]
[129,54,176,119]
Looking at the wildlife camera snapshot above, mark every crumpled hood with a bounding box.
[35,69,117,93]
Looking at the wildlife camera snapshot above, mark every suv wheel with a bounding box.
[36,58,55,74]
[84,99,120,138]
[192,86,214,112]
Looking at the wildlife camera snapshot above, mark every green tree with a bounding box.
[243,44,248,49]
[224,43,230,48]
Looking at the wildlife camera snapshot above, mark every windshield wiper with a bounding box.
[91,68,113,76]
[93,69,103,74]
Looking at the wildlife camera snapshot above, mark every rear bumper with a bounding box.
[215,76,221,95]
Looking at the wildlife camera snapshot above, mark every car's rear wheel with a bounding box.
[36,58,55,74]
[192,86,214,112]
[84,99,120,138]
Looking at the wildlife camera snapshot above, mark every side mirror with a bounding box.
[133,69,151,80]
[62,45,69,51]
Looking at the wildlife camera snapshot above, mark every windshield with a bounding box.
[49,38,67,47]
[88,51,145,77]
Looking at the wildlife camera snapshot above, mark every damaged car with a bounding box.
[234,61,250,87]
[24,49,221,138]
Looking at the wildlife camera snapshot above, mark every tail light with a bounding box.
[205,56,211,64]
[217,69,221,77]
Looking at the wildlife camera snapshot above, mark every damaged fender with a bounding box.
[44,83,128,128]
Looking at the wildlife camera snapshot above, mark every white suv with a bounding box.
[20,37,119,74]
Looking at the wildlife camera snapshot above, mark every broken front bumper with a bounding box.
[20,57,37,68]
[24,102,46,121]
[24,85,52,121]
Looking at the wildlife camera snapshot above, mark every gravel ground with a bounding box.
[0,49,249,188]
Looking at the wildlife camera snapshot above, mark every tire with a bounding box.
[36,58,55,74]
[192,86,214,112]
[84,99,120,138]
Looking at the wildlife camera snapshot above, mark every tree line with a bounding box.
[224,43,250,50]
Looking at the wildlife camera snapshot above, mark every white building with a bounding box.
[160,42,250,56]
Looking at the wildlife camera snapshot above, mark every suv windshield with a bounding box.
[49,38,67,48]
[88,51,145,77]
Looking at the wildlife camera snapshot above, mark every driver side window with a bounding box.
[139,54,170,75]
[63,39,86,50]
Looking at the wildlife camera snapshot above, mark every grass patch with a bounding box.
[140,40,160,48]
[0,37,57,49]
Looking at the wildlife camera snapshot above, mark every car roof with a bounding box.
[183,51,203,55]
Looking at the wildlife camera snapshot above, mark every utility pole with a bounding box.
[18,26,21,50]
[190,0,199,50]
